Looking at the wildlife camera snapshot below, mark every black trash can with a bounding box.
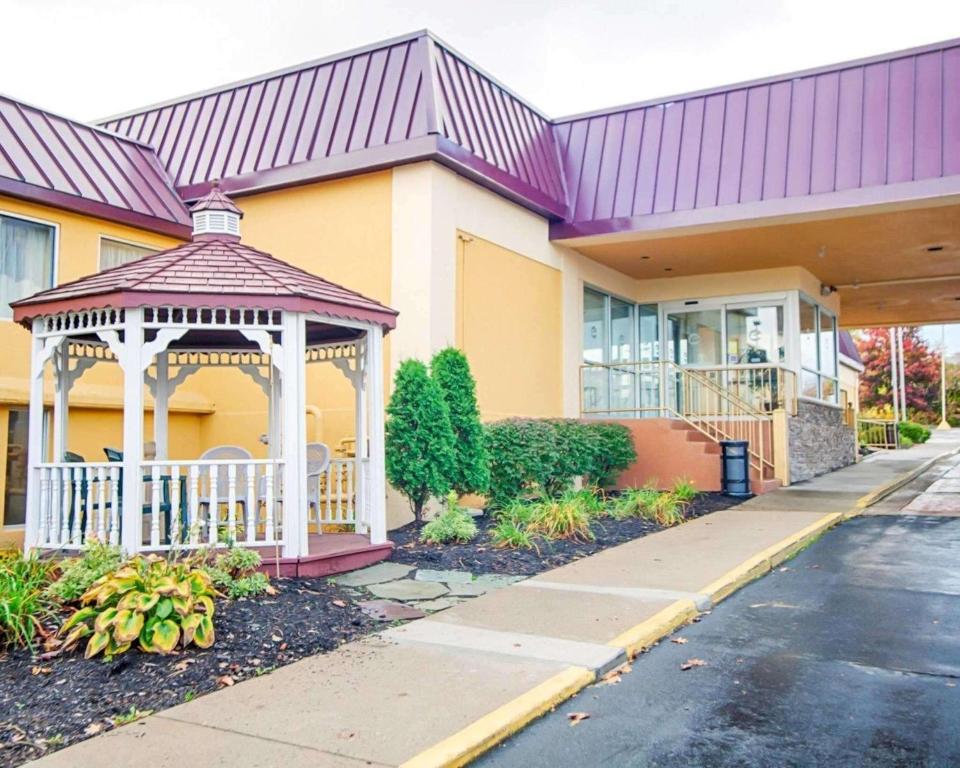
[720,440,753,498]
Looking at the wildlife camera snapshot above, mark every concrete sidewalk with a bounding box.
[30,432,960,768]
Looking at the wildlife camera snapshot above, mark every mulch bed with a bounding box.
[0,578,377,768]
[390,492,740,575]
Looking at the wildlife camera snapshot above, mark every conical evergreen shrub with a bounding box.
[385,359,457,523]
[430,348,490,496]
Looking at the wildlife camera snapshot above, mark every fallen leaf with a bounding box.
[671,637,688,645]
[567,712,591,726]
[84,723,103,736]
[31,666,53,675]
[171,660,192,673]
[680,658,707,671]
[271,633,283,642]
[331,600,347,608]
[216,675,235,687]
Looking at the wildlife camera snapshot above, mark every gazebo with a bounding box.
[11,188,398,575]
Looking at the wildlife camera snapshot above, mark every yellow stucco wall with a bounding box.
[456,231,563,420]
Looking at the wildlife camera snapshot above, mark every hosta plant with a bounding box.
[58,555,218,659]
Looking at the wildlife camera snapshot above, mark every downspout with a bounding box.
[305,405,322,442]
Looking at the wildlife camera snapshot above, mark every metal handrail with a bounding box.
[857,417,899,450]
[662,362,774,478]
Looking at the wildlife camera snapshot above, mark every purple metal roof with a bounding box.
[0,93,191,237]
[99,32,568,218]
[838,331,863,366]
[551,38,960,238]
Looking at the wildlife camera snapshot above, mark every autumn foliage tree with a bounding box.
[856,328,941,423]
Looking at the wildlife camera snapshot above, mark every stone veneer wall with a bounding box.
[788,400,856,483]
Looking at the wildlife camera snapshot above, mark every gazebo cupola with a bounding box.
[11,188,398,567]
[189,184,243,239]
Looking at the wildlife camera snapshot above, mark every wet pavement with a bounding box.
[478,507,960,766]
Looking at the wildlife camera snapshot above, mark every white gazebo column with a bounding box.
[120,308,145,554]
[354,344,368,535]
[365,324,387,545]
[281,311,308,557]
[153,351,169,460]
[52,339,70,461]
[23,318,48,551]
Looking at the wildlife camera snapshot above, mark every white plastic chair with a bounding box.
[306,442,331,525]
[198,445,253,535]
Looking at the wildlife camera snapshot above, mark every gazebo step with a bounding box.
[258,534,395,578]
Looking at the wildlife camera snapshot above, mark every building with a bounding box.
[2,31,959,550]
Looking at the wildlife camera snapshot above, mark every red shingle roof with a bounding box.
[11,234,397,330]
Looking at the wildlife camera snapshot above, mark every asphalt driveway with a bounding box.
[477,513,960,767]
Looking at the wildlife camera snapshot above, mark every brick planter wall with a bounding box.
[788,400,856,482]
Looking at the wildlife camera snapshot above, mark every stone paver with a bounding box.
[924,477,960,493]
[367,580,449,601]
[408,596,467,612]
[357,599,426,621]
[903,493,960,514]
[447,581,492,596]
[414,568,475,584]
[330,561,413,587]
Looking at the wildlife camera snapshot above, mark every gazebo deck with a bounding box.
[256,533,394,578]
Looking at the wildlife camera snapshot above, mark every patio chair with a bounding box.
[306,442,332,524]
[198,445,253,541]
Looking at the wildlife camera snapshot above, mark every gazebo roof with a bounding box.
[11,191,398,331]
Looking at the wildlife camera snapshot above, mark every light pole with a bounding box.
[939,324,951,430]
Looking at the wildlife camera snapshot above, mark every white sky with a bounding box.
[3,0,960,348]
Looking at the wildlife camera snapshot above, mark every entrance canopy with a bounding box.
[12,187,397,557]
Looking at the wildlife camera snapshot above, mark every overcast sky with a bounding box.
[4,0,960,348]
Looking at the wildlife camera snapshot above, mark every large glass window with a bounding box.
[799,297,839,403]
[100,238,156,270]
[582,289,608,411]
[1,214,55,320]
[667,310,723,366]
[725,306,784,365]
[3,408,28,527]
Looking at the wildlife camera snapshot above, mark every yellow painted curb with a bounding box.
[852,446,960,513]
[699,512,842,604]
[606,599,698,658]
[399,666,595,768]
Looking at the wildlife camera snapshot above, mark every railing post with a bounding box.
[772,408,790,486]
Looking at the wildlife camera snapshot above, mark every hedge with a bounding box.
[898,421,931,445]
[484,419,636,508]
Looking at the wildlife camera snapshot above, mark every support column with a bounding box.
[154,351,169,460]
[354,342,368,534]
[53,339,69,461]
[366,324,387,545]
[120,309,145,555]
[281,312,307,557]
[23,319,47,551]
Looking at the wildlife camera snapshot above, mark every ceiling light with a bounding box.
[817,245,827,259]
[927,245,945,252]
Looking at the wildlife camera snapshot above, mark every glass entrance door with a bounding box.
[666,309,723,366]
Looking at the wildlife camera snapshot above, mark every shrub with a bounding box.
[610,487,660,520]
[899,435,915,448]
[545,420,596,495]
[431,348,490,496]
[420,493,478,544]
[386,360,457,523]
[585,422,637,487]
[47,541,123,604]
[899,421,931,445]
[490,518,535,550]
[672,478,699,504]
[527,491,595,542]
[59,554,218,659]
[0,552,57,650]
[484,419,558,508]
[651,493,685,527]
[201,546,273,600]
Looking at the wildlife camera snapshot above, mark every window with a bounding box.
[3,408,28,527]
[799,297,839,403]
[0,214,55,320]
[100,238,157,270]
[725,305,784,365]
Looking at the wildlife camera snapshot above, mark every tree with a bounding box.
[385,359,457,523]
[856,328,941,423]
[430,348,490,496]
